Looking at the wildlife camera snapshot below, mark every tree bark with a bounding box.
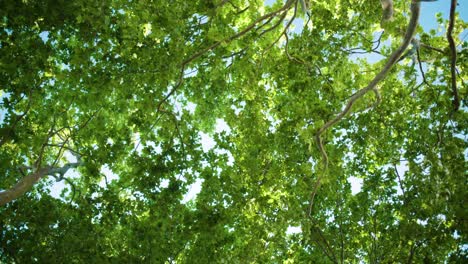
[0,167,52,206]
[0,162,81,206]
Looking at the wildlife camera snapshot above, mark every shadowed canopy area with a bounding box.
[0,0,466,262]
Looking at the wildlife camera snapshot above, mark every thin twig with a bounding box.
[338,198,345,263]
[416,48,429,86]
[156,0,296,111]
[419,43,444,54]
[394,164,406,197]
[344,31,384,55]
[258,11,288,38]
[263,0,298,55]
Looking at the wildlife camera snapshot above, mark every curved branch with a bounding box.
[447,0,459,111]
[310,1,421,212]
[316,1,421,165]
[380,0,394,23]
[416,47,429,87]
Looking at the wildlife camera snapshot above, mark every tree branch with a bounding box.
[446,0,459,111]
[311,1,421,213]
[310,219,339,263]
[416,47,429,87]
[262,0,298,55]
[0,161,82,206]
[156,0,296,111]
[344,31,384,55]
[394,164,406,197]
[419,43,444,54]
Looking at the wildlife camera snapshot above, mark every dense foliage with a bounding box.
[1,0,466,262]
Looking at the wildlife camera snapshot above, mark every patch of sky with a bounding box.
[0,91,10,124]
[286,225,302,235]
[222,194,233,208]
[417,218,428,226]
[215,118,231,134]
[199,132,216,152]
[59,63,71,71]
[49,151,81,199]
[348,176,363,195]
[421,1,468,32]
[307,157,316,170]
[91,211,103,224]
[198,119,235,164]
[261,109,280,133]
[344,151,357,163]
[265,0,275,7]
[436,214,446,222]
[215,149,234,166]
[142,22,152,37]
[185,119,235,202]
[49,180,71,199]
[160,179,170,189]
[39,31,49,43]
[325,209,335,223]
[332,128,348,144]
[231,101,246,115]
[184,67,198,78]
[119,189,139,201]
[168,94,187,120]
[98,164,119,188]
[186,101,197,114]
[182,178,204,204]
[349,31,387,64]
[133,132,144,154]
[90,56,98,66]
[200,159,209,169]
[192,13,208,25]
[393,160,408,196]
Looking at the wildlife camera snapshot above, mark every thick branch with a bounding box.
[0,162,82,206]
[309,1,421,214]
[380,0,394,23]
[447,0,459,111]
[315,1,421,165]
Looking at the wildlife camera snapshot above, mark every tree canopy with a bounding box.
[0,0,466,262]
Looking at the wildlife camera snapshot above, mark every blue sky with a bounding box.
[421,0,467,30]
